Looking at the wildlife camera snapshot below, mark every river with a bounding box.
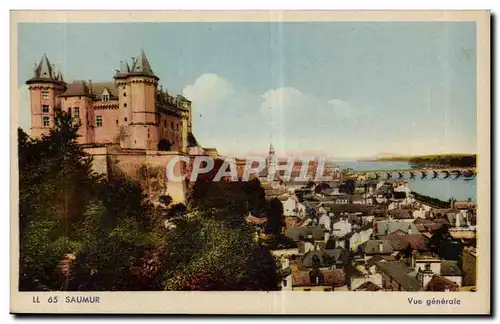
[334,161,477,203]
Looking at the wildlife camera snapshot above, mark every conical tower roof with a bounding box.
[130,49,157,78]
[27,54,64,85]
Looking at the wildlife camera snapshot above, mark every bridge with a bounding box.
[350,167,476,180]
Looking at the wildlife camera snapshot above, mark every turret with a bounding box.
[114,50,160,150]
[26,54,66,138]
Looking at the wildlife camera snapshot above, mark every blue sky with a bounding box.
[17,22,477,158]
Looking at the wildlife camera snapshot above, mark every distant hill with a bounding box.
[361,153,477,168]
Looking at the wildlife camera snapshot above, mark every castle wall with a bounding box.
[159,114,183,150]
[93,103,120,144]
[84,146,188,204]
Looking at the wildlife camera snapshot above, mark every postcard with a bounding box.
[10,10,491,315]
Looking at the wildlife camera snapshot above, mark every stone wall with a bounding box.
[83,145,188,204]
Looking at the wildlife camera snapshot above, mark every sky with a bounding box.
[17,22,477,159]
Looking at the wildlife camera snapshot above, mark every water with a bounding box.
[334,161,477,203]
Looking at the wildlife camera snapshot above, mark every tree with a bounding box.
[18,110,166,291]
[162,211,279,291]
[339,179,356,195]
[428,224,463,260]
[265,198,284,236]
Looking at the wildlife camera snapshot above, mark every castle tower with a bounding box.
[114,50,159,150]
[25,54,66,138]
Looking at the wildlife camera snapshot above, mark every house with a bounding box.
[375,261,422,291]
[408,252,462,287]
[425,275,459,292]
[300,248,345,269]
[318,213,332,231]
[285,226,326,243]
[331,217,352,238]
[447,210,474,228]
[291,268,346,291]
[343,224,373,252]
[281,195,306,217]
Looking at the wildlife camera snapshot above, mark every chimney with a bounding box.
[455,213,460,228]
[378,241,384,253]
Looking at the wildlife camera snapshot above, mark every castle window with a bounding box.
[124,103,127,108]
[96,115,103,127]
[116,119,118,125]
[102,94,109,102]
[123,92,127,97]
[41,90,49,99]
[42,116,50,127]
[67,107,72,118]
[74,107,80,119]
[124,117,127,122]
[42,105,49,114]
[171,122,174,129]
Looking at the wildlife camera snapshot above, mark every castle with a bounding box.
[26,50,193,152]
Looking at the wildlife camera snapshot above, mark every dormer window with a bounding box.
[102,94,109,102]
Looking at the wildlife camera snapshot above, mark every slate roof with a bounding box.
[301,249,344,268]
[375,221,420,236]
[285,226,325,241]
[60,81,119,100]
[360,240,394,255]
[26,54,65,85]
[375,261,422,291]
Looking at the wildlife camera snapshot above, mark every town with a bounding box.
[242,145,478,292]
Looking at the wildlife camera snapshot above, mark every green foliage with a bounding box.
[265,198,284,236]
[163,211,279,291]
[18,111,165,291]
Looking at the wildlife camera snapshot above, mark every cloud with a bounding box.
[182,73,234,106]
